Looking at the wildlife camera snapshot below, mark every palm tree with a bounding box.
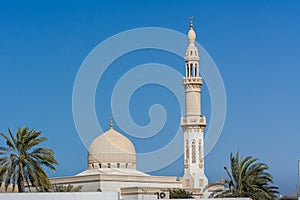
[0,127,58,192]
[52,184,82,192]
[169,188,193,199]
[205,151,278,200]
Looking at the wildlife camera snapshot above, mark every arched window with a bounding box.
[107,163,111,168]
[99,163,102,168]
[186,64,189,77]
[195,63,198,77]
[192,140,196,163]
[92,163,94,169]
[125,163,128,168]
[199,140,202,163]
[117,163,120,168]
[185,140,189,163]
[190,64,193,77]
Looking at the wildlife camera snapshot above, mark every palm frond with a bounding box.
[205,151,278,200]
[0,127,58,192]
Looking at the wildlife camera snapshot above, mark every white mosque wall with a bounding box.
[99,181,179,193]
[66,180,180,193]
[0,192,253,200]
[0,192,120,200]
[50,174,180,193]
[122,194,158,200]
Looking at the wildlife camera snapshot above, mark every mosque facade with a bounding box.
[49,19,208,199]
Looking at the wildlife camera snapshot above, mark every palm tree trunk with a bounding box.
[18,165,25,193]
[17,176,24,193]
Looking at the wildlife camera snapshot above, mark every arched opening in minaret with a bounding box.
[186,64,189,77]
[190,64,193,77]
[199,140,202,163]
[192,140,196,163]
[195,63,198,77]
[185,140,189,163]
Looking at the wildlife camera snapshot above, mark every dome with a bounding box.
[88,127,136,169]
[188,28,196,43]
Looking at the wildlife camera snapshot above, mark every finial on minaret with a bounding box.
[187,16,196,43]
[189,16,194,29]
[110,116,113,129]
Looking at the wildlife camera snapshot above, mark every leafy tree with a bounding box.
[205,151,278,200]
[169,188,193,199]
[52,184,82,192]
[0,127,58,192]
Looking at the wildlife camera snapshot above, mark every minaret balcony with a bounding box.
[181,116,206,127]
[184,55,200,62]
[183,77,202,84]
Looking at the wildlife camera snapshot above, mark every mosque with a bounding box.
[49,18,209,199]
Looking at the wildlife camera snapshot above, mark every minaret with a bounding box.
[181,17,208,190]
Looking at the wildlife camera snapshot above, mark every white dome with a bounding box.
[88,128,136,169]
[188,28,196,43]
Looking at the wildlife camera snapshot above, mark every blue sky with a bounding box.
[1,0,300,195]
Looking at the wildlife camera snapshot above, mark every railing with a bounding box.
[183,77,202,83]
[181,116,206,125]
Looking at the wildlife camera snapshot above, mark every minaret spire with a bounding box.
[185,17,199,78]
[187,17,196,44]
[189,16,193,29]
[181,18,208,192]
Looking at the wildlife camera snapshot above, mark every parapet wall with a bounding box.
[0,192,120,200]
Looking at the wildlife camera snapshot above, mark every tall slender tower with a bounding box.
[181,17,208,189]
